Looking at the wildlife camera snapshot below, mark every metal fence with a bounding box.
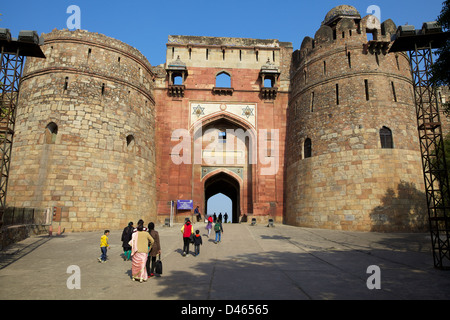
[1,207,52,227]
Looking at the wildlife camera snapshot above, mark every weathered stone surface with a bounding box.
[8,29,157,232]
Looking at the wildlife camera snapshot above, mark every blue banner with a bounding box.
[177,200,193,210]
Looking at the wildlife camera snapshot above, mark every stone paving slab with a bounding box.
[0,222,449,301]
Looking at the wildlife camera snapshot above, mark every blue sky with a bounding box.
[1,0,445,66]
[1,0,445,219]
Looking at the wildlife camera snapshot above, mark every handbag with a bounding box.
[155,254,163,275]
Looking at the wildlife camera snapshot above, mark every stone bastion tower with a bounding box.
[285,5,427,231]
[7,29,157,231]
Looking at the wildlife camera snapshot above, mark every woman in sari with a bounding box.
[129,221,154,282]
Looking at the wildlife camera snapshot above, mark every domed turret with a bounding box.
[286,6,427,232]
[322,5,361,26]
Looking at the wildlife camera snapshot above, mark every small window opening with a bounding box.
[101,83,105,95]
[264,77,274,88]
[64,77,69,91]
[239,50,242,61]
[365,80,370,101]
[189,48,192,60]
[173,75,183,85]
[366,29,378,41]
[380,126,393,148]
[206,49,209,60]
[395,55,400,71]
[45,122,58,144]
[336,84,339,105]
[391,82,397,102]
[222,49,225,61]
[304,138,312,158]
[323,61,327,76]
[311,92,315,112]
[126,135,135,148]
[348,52,352,68]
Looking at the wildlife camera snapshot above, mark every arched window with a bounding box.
[215,72,231,88]
[126,134,135,150]
[45,122,58,144]
[173,75,183,85]
[304,138,312,158]
[380,126,393,148]
[264,77,275,88]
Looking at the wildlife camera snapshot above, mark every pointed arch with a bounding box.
[215,71,231,88]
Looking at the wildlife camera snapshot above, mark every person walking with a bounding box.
[129,221,154,282]
[214,219,223,244]
[194,206,201,222]
[206,215,213,237]
[181,219,194,256]
[133,219,148,232]
[121,222,133,261]
[193,230,202,256]
[224,213,228,223]
[146,222,161,277]
[98,230,110,263]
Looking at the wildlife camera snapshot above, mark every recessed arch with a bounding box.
[191,111,256,136]
[195,115,254,219]
[193,115,257,166]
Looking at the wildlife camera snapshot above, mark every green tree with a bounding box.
[432,1,450,113]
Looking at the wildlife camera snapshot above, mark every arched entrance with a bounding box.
[204,171,240,223]
[192,114,254,221]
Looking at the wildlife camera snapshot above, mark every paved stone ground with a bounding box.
[0,222,449,301]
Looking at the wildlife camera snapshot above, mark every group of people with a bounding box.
[212,212,229,224]
[181,219,202,256]
[98,209,226,282]
[181,213,225,257]
[98,219,162,283]
[195,205,229,224]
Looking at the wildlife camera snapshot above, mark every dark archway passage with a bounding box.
[204,172,240,223]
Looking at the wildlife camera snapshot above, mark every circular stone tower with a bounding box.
[7,29,156,231]
[285,6,427,231]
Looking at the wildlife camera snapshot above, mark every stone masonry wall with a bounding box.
[7,29,157,232]
[285,12,427,231]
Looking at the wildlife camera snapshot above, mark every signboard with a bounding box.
[177,200,193,210]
